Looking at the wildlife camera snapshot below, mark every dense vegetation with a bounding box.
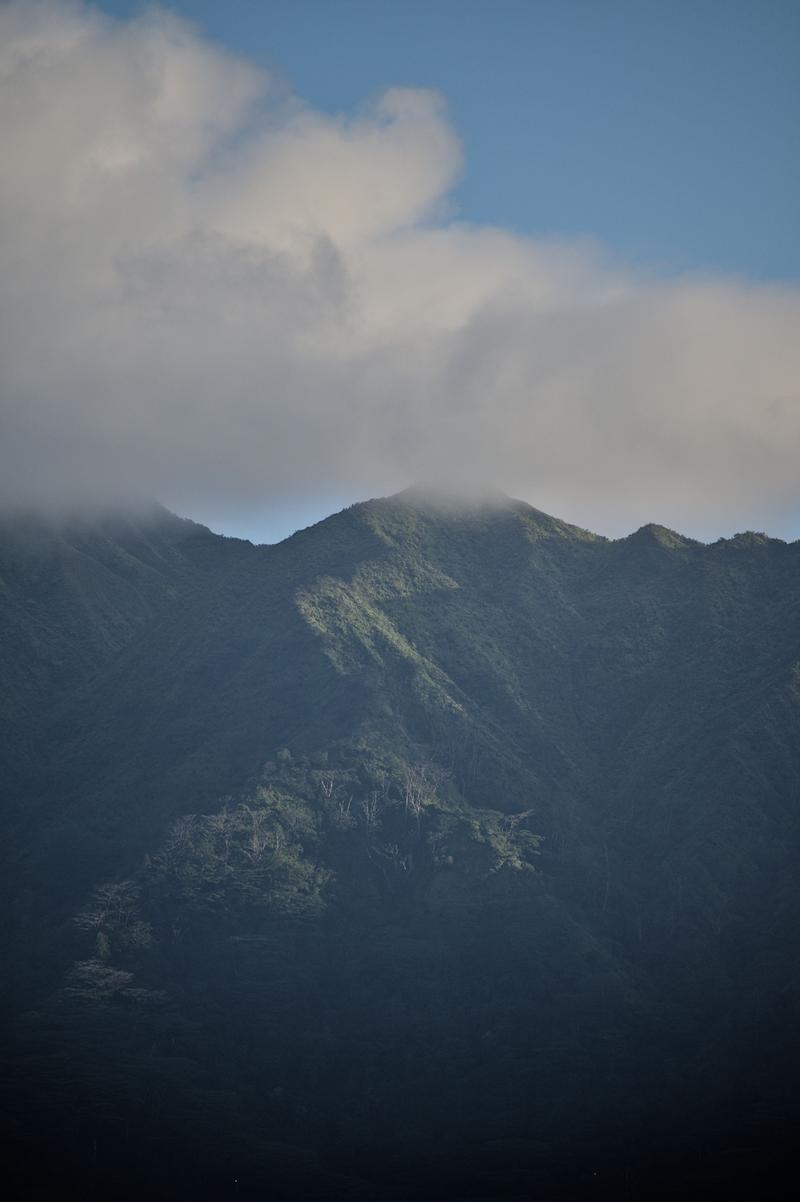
[1,488,798,1199]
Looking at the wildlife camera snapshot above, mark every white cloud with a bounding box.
[1,0,798,538]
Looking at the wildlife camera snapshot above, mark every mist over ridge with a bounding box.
[3,482,797,551]
[1,0,799,542]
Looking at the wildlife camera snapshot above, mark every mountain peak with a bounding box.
[363,484,602,544]
[624,522,697,550]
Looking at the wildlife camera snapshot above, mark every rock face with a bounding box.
[1,491,799,1200]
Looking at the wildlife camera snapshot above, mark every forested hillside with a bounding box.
[1,489,798,1200]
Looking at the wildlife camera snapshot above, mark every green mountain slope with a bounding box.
[1,490,798,1200]
[0,505,251,780]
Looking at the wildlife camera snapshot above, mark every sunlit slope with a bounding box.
[4,491,800,923]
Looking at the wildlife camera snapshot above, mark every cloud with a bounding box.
[1,0,798,538]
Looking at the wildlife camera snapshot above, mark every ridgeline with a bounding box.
[1,489,798,1199]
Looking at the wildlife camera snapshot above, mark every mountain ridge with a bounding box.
[1,489,798,1199]
[4,485,797,548]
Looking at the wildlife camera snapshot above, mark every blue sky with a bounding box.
[102,0,799,281]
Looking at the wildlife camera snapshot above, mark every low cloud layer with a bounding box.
[1,0,799,538]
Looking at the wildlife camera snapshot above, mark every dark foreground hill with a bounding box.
[1,489,799,1200]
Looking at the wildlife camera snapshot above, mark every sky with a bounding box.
[101,0,800,281]
[1,0,798,542]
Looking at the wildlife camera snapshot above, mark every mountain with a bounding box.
[1,490,799,1200]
